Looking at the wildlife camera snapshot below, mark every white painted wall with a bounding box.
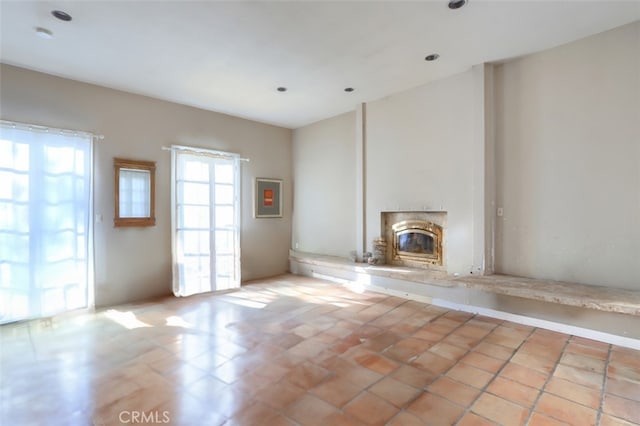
[0,64,292,307]
[365,70,479,275]
[292,112,356,257]
[494,22,640,290]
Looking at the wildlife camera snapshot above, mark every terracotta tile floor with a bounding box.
[1,274,639,426]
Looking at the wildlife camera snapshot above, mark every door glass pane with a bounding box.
[0,141,29,170]
[180,230,210,255]
[178,205,209,229]
[180,182,209,205]
[0,202,29,233]
[43,230,74,262]
[0,233,29,263]
[215,184,233,205]
[216,255,233,276]
[215,206,234,228]
[0,171,29,202]
[43,203,74,231]
[214,164,233,184]
[44,175,73,203]
[44,146,76,174]
[181,159,209,181]
[216,276,231,289]
[179,256,211,295]
[214,230,233,254]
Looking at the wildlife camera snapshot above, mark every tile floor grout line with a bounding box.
[422,312,499,423]
[341,303,457,425]
[246,290,407,425]
[451,322,538,425]
[379,311,501,425]
[319,300,467,425]
[522,333,571,426]
[376,305,462,425]
[380,308,477,426]
[595,343,613,426]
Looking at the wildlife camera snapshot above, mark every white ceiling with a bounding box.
[1,1,639,129]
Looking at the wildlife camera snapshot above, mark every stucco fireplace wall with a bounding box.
[292,22,639,290]
[366,70,478,276]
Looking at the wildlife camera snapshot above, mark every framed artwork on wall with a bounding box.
[255,178,282,218]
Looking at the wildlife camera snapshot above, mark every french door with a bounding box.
[171,146,241,296]
[0,121,93,323]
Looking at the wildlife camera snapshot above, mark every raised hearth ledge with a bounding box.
[289,250,452,286]
[289,251,640,317]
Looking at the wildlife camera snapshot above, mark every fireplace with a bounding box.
[392,220,443,265]
[382,211,446,270]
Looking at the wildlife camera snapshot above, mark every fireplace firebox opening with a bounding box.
[391,220,443,266]
[380,212,447,270]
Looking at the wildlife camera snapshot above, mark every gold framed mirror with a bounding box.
[114,158,156,227]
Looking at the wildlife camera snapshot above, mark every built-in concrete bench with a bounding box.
[289,251,640,317]
[453,274,640,317]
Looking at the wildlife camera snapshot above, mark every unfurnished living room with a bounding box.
[1,1,639,425]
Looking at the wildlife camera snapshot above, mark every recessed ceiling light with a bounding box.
[425,54,440,61]
[277,87,287,92]
[35,27,53,39]
[344,87,354,92]
[448,0,466,10]
[52,10,72,21]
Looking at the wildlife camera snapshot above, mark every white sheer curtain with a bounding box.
[171,146,241,297]
[0,122,93,323]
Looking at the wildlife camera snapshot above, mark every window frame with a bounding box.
[114,157,156,227]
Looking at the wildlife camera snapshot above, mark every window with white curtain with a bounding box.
[0,122,93,324]
[171,146,241,296]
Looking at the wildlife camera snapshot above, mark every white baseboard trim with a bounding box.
[366,284,434,305]
[432,298,640,351]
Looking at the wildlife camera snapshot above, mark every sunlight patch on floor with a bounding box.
[165,315,193,329]
[103,309,152,329]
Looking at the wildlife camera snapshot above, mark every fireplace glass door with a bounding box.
[398,231,435,256]
[391,219,443,266]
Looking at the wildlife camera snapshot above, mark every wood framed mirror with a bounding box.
[114,158,156,227]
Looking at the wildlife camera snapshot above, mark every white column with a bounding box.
[355,103,367,258]
[471,63,497,275]
[484,64,497,275]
